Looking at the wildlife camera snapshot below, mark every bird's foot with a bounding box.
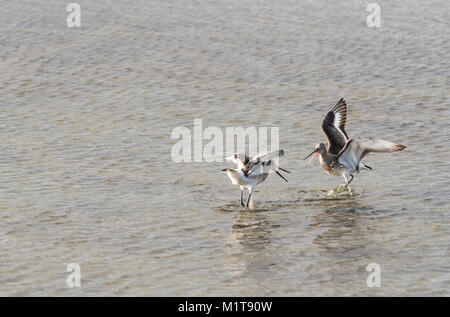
[344,184,353,194]
[244,200,255,209]
[343,184,353,193]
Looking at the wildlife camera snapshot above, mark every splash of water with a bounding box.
[327,184,353,197]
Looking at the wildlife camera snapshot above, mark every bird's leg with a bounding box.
[240,190,245,207]
[246,188,253,208]
[345,174,354,188]
[246,193,252,208]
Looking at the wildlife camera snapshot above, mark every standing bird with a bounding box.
[304,98,406,187]
[222,150,290,207]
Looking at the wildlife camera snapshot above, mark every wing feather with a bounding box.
[244,150,284,174]
[338,138,406,170]
[245,150,286,176]
[322,98,349,155]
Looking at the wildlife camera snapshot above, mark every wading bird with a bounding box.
[304,98,406,187]
[222,150,290,207]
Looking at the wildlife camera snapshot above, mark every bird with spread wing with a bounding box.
[222,150,290,207]
[304,98,406,187]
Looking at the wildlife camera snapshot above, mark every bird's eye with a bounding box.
[234,154,237,158]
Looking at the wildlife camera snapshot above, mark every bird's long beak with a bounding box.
[303,149,319,160]
[303,149,320,166]
[221,168,228,173]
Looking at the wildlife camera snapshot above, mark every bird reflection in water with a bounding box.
[305,198,379,288]
[222,209,280,286]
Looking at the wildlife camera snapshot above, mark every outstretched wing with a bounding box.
[244,150,285,174]
[245,150,289,182]
[228,153,250,170]
[322,98,349,155]
[250,149,285,163]
[338,138,406,171]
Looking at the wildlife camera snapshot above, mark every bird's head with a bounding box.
[222,168,237,174]
[303,143,326,165]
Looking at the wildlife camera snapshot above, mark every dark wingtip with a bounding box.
[338,98,347,109]
[337,97,346,105]
[329,98,347,114]
[397,144,407,151]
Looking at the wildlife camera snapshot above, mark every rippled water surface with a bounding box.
[0,0,449,296]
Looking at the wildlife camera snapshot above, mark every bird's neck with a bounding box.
[319,151,336,167]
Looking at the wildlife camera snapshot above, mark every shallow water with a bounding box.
[0,0,449,296]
